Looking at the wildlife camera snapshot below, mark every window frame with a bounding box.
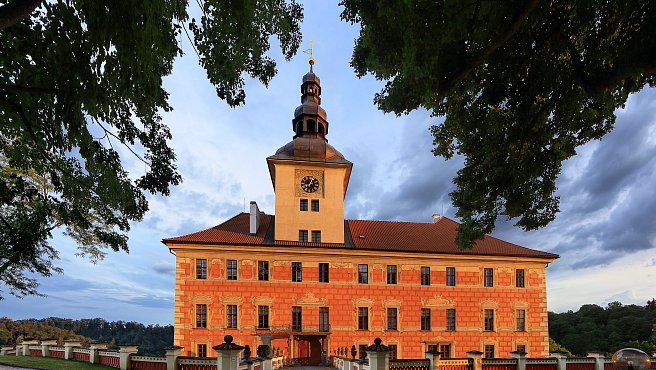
[298,230,308,242]
[446,266,456,286]
[358,264,369,284]
[439,344,451,359]
[300,199,308,211]
[484,309,495,331]
[311,199,319,212]
[311,230,321,243]
[387,265,397,284]
[516,309,526,331]
[319,263,329,283]
[196,259,207,280]
[421,308,431,330]
[446,308,456,331]
[196,304,207,328]
[227,259,237,281]
[388,345,398,360]
[421,266,431,286]
[319,307,329,332]
[258,305,269,329]
[484,268,494,287]
[258,260,269,281]
[516,269,525,288]
[226,305,237,329]
[358,307,369,330]
[484,344,495,358]
[292,306,302,331]
[197,344,207,358]
[387,307,398,330]
[291,262,302,282]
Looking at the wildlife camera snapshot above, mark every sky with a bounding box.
[1,2,656,325]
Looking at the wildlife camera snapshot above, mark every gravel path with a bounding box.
[0,365,39,370]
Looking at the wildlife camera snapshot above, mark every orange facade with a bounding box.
[170,244,554,360]
[164,62,557,362]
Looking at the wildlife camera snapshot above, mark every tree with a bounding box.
[0,0,302,298]
[340,0,656,247]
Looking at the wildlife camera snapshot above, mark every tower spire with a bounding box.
[292,43,328,140]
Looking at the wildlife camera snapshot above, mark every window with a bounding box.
[516,269,525,288]
[516,309,526,331]
[427,345,438,353]
[292,262,302,282]
[484,344,495,358]
[387,308,398,330]
[516,344,526,353]
[226,305,237,328]
[311,230,321,243]
[421,308,431,330]
[300,199,308,211]
[258,306,269,329]
[484,309,495,331]
[319,263,329,283]
[311,199,319,212]
[358,264,368,284]
[258,261,269,281]
[298,230,308,242]
[358,307,368,330]
[484,268,494,287]
[196,304,207,328]
[387,265,397,284]
[319,307,329,332]
[440,344,451,359]
[196,259,207,279]
[421,266,431,285]
[292,306,302,331]
[227,260,237,280]
[197,344,207,358]
[446,267,456,286]
[388,345,398,360]
[446,309,456,331]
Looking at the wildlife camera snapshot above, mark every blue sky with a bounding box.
[1,2,655,325]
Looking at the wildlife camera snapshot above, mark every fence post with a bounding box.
[64,340,81,360]
[22,339,38,356]
[550,352,567,370]
[365,338,391,370]
[587,352,605,370]
[165,345,183,370]
[15,342,23,356]
[41,339,57,357]
[213,335,245,370]
[511,351,527,370]
[425,348,442,370]
[119,344,139,370]
[89,342,108,364]
[467,351,483,370]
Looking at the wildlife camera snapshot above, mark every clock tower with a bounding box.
[266,60,352,243]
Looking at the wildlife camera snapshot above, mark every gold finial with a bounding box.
[303,40,315,71]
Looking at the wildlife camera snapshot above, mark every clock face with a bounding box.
[300,176,320,193]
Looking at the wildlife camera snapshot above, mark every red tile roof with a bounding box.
[162,213,558,260]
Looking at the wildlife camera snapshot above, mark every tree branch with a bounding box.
[440,0,541,94]
[0,0,42,29]
[0,83,59,95]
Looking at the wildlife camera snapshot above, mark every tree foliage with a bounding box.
[549,300,656,356]
[340,0,656,247]
[0,0,302,298]
[0,317,173,355]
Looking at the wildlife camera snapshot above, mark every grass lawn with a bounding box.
[0,355,117,369]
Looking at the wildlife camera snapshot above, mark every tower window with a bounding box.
[311,199,319,212]
[307,120,316,132]
[300,199,308,211]
[319,125,324,134]
[299,230,308,242]
[311,230,321,243]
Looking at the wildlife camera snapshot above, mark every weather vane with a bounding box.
[303,40,315,70]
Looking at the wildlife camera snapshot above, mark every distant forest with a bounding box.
[0,317,173,355]
[549,299,656,356]
[1,300,654,357]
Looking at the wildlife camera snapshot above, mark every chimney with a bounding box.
[249,201,260,235]
[432,214,442,223]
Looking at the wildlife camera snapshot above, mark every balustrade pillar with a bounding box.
[587,352,605,370]
[119,345,138,370]
[165,345,183,370]
[64,340,81,360]
[41,339,57,357]
[511,351,528,370]
[467,351,483,370]
[550,352,568,370]
[213,335,245,370]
